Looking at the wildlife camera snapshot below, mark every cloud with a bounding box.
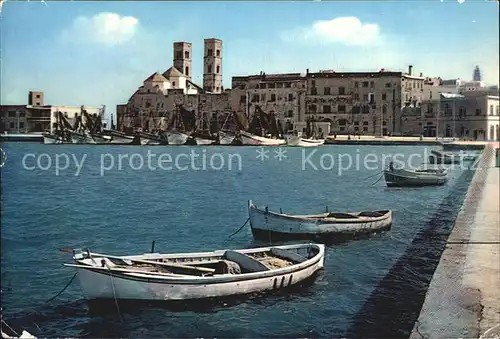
[61,12,139,46]
[283,16,382,46]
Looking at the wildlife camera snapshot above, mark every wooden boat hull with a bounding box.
[91,134,112,144]
[286,135,325,147]
[248,200,392,240]
[240,131,286,146]
[384,169,448,187]
[70,132,96,144]
[43,134,66,144]
[66,244,324,301]
[165,131,189,145]
[195,137,216,145]
[219,131,236,145]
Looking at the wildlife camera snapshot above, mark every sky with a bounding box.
[1,0,499,124]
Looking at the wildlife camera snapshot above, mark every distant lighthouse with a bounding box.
[473,65,482,81]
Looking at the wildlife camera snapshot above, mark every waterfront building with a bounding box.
[0,91,106,133]
[118,38,231,133]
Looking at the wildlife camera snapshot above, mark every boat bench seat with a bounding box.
[223,250,270,272]
[271,247,307,263]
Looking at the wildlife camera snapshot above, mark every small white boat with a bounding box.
[240,131,286,146]
[42,133,66,144]
[1,320,36,339]
[64,243,325,301]
[90,134,112,144]
[286,135,325,147]
[103,130,136,144]
[164,130,189,145]
[248,200,392,240]
[429,150,474,164]
[138,132,168,145]
[70,131,96,144]
[219,130,236,145]
[384,165,448,187]
[195,137,216,145]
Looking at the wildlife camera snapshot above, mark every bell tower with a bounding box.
[203,38,223,93]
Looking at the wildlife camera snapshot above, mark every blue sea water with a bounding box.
[0,143,475,337]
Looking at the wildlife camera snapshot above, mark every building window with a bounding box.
[363,127,368,132]
[385,83,392,88]
[207,65,212,73]
[354,81,359,88]
[339,87,345,95]
[363,121,369,126]
[309,104,317,112]
[288,93,293,101]
[9,122,15,128]
[216,49,220,57]
[311,87,317,95]
[382,105,387,114]
[207,49,213,57]
[324,87,331,95]
[311,80,316,87]
[260,94,266,101]
[370,81,374,88]
[240,95,246,103]
[36,94,40,98]
[172,81,176,87]
[362,81,369,88]
[490,105,494,115]
[8,111,16,117]
[185,51,189,59]
[19,111,25,117]
[363,94,368,101]
[323,105,331,113]
[369,93,375,104]
[382,93,387,100]
[354,93,360,100]
[362,105,370,114]
[287,110,293,118]
[185,67,189,76]
[338,105,346,113]
[260,83,266,89]
[19,122,24,129]
[216,65,220,73]
[270,94,276,102]
[252,94,259,102]
[496,106,499,116]
[268,83,276,89]
[176,51,182,59]
[354,126,359,131]
[475,108,482,116]
[285,82,292,88]
[216,87,219,92]
[352,106,361,114]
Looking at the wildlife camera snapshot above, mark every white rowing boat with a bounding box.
[285,135,325,147]
[384,166,448,187]
[64,243,325,301]
[248,200,392,240]
[239,131,286,146]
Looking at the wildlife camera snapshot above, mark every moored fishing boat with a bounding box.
[69,131,96,144]
[42,133,66,144]
[248,200,392,241]
[138,131,168,145]
[219,130,236,145]
[428,149,475,164]
[163,130,189,145]
[64,243,325,301]
[240,130,286,146]
[102,130,137,144]
[384,163,448,187]
[285,135,325,147]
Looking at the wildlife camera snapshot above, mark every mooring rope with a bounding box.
[365,169,385,180]
[370,173,385,186]
[108,269,124,324]
[227,217,250,239]
[44,272,78,304]
[1,319,19,337]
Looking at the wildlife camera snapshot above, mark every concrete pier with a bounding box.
[410,144,500,338]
